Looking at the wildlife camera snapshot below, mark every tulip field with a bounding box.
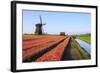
[22,35,71,62]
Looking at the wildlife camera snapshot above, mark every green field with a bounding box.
[76,34,91,44]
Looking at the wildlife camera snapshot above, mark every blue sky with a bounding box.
[23,10,91,35]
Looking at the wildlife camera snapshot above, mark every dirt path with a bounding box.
[61,37,86,60]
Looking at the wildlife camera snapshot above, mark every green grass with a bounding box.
[76,34,91,44]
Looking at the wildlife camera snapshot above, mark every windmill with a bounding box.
[35,16,46,35]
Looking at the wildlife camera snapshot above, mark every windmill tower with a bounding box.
[35,16,46,35]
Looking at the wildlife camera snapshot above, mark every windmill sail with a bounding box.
[40,16,42,24]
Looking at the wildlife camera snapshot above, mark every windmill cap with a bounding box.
[36,23,42,26]
[36,23,46,26]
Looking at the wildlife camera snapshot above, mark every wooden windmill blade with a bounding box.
[39,15,46,34]
[39,15,42,24]
[42,26,44,34]
[42,22,46,34]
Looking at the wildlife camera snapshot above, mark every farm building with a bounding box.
[60,32,65,36]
